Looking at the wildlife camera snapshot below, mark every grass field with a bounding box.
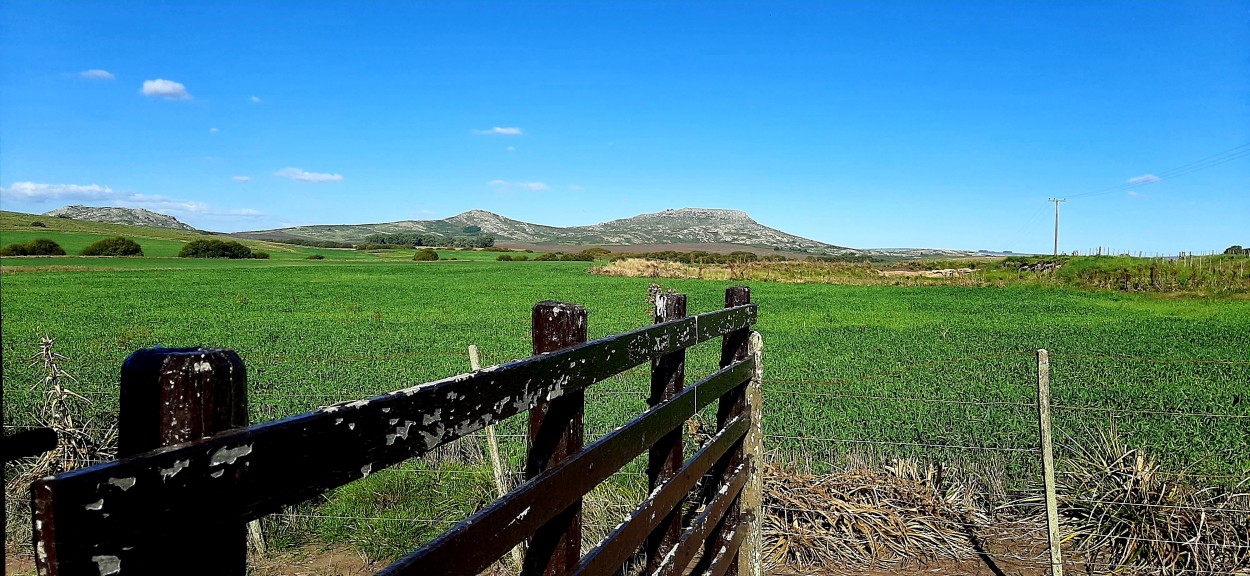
[4,218,1249,565]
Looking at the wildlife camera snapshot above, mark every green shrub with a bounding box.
[412,248,439,261]
[0,239,66,256]
[30,221,46,228]
[514,255,528,261]
[306,254,326,260]
[178,239,256,259]
[496,254,513,261]
[534,252,561,261]
[80,237,144,256]
[356,243,408,251]
[253,251,270,260]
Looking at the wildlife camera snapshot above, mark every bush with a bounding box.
[497,254,513,261]
[534,252,561,261]
[178,239,257,259]
[253,251,270,260]
[1,239,66,256]
[356,243,408,251]
[306,254,325,260]
[412,248,439,261]
[30,221,46,228]
[80,237,144,256]
[514,255,529,261]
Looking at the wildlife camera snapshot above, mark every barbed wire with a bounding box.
[763,434,1040,454]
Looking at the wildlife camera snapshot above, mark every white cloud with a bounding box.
[78,69,115,80]
[0,181,261,218]
[506,146,516,152]
[250,96,262,104]
[209,127,219,134]
[232,176,252,183]
[569,184,583,191]
[488,179,549,192]
[1127,191,1147,198]
[1,182,114,201]
[1126,174,1161,185]
[140,79,191,100]
[274,167,343,183]
[474,127,523,136]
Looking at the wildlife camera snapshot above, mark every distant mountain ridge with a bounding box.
[44,205,196,231]
[236,208,862,255]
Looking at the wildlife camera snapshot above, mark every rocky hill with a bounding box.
[44,205,197,231]
[234,207,979,257]
[237,208,854,254]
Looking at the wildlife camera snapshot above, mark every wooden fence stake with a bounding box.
[116,347,249,576]
[470,344,524,571]
[645,292,688,573]
[699,286,752,576]
[741,331,764,576]
[1037,349,1064,576]
[523,301,588,576]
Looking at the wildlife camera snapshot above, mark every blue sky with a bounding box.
[1,1,1246,253]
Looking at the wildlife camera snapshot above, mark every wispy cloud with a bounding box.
[1126,174,1161,185]
[0,182,114,201]
[78,69,115,80]
[0,181,262,218]
[474,127,523,136]
[274,167,343,183]
[488,179,549,192]
[1127,190,1147,198]
[250,95,262,104]
[232,176,252,183]
[140,79,191,100]
[209,127,219,134]
[506,146,516,152]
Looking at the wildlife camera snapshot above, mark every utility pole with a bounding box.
[1048,198,1066,256]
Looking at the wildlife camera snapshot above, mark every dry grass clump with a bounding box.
[5,336,117,552]
[1053,430,1250,575]
[762,460,980,570]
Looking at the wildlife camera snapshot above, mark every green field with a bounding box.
[4,218,1249,562]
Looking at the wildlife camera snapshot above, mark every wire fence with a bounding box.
[6,347,1249,574]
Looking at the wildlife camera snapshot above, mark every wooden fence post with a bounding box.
[523,301,588,576]
[645,292,687,573]
[470,344,524,571]
[700,286,751,576]
[1037,349,1064,576]
[741,331,764,576]
[116,347,248,576]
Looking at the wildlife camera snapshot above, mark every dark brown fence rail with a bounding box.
[31,286,761,576]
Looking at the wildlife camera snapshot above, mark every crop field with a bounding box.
[4,232,1250,567]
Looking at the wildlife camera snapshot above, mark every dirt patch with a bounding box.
[878,268,975,278]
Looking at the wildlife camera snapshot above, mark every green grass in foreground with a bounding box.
[3,253,1248,562]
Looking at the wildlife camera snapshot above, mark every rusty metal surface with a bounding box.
[377,358,754,576]
[573,415,749,576]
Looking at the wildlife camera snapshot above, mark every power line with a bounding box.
[1068,142,1250,200]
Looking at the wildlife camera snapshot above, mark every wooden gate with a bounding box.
[31,286,762,576]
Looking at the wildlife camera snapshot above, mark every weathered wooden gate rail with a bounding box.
[32,287,760,576]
